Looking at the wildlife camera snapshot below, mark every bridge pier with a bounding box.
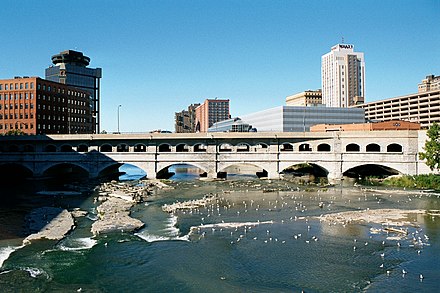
[327,171,344,185]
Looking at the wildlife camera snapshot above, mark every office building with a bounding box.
[321,44,365,107]
[286,89,322,106]
[353,89,440,129]
[418,75,440,93]
[175,103,200,133]
[195,99,230,132]
[0,77,93,135]
[45,50,102,133]
[240,106,365,132]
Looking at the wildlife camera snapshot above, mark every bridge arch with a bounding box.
[0,163,33,181]
[366,143,381,152]
[156,162,209,179]
[100,144,112,152]
[42,162,90,179]
[346,143,360,152]
[217,162,269,179]
[387,143,403,153]
[343,163,401,178]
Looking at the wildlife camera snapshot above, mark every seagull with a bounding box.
[402,269,407,275]
[420,274,424,280]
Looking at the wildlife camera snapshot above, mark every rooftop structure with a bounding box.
[208,117,254,132]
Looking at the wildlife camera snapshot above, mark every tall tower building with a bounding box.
[45,50,102,133]
[321,44,365,107]
[195,99,230,132]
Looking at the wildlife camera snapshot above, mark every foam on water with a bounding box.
[23,267,48,278]
[0,245,24,268]
[135,232,189,243]
[57,237,98,251]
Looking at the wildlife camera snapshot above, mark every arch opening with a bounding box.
[134,144,147,152]
[366,143,380,152]
[176,143,189,152]
[387,143,402,153]
[118,163,147,181]
[343,164,400,180]
[43,163,89,180]
[317,143,331,152]
[346,143,360,152]
[219,143,232,152]
[77,144,89,152]
[236,143,250,152]
[60,144,73,152]
[281,163,328,184]
[158,163,206,180]
[194,143,207,152]
[218,163,268,180]
[299,143,312,152]
[117,143,129,152]
[281,143,293,152]
[158,144,171,152]
[100,144,112,152]
[45,144,57,152]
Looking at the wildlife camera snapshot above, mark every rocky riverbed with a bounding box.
[22,179,172,242]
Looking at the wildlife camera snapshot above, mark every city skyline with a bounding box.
[0,0,438,132]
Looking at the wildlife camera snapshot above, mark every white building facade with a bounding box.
[321,44,365,107]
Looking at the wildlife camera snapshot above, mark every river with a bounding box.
[0,165,439,292]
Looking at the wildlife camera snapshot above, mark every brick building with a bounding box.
[195,99,230,132]
[0,77,93,135]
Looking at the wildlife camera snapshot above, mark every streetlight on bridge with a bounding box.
[117,104,122,134]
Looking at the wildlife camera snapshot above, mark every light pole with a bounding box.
[117,104,122,133]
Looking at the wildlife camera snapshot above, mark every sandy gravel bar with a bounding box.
[318,208,425,226]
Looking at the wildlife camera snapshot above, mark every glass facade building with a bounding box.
[241,106,365,132]
[45,50,102,133]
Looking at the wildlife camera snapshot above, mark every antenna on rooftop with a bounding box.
[341,37,345,44]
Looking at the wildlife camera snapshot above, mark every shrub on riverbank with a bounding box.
[382,174,440,190]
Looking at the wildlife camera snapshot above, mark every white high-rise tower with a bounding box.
[321,44,365,107]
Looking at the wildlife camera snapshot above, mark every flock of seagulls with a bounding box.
[175,181,432,284]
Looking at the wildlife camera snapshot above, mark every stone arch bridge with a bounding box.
[0,130,430,183]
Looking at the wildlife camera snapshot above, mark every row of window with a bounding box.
[0,123,33,130]
[0,82,34,91]
[0,103,34,110]
[0,113,34,119]
[0,93,34,100]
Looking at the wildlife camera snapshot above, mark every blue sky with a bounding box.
[1,0,439,132]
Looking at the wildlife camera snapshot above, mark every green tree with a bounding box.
[420,122,440,171]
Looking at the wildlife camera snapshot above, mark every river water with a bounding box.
[0,165,439,292]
